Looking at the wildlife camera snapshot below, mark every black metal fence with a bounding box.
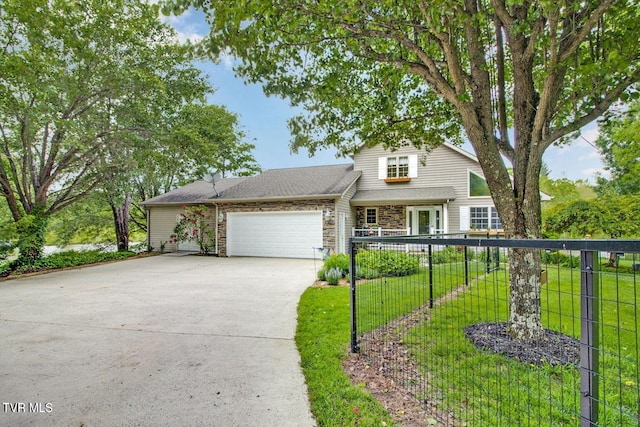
[349,236,640,426]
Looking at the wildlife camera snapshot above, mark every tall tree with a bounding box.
[0,0,207,264]
[108,103,261,251]
[595,99,640,196]
[166,0,640,341]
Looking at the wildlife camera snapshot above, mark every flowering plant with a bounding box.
[170,205,216,254]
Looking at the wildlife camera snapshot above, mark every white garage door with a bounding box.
[227,211,323,259]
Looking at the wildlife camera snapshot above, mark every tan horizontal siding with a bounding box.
[353,144,495,234]
[148,206,182,252]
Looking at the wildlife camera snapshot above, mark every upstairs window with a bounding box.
[387,157,397,178]
[380,156,418,179]
[469,171,491,197]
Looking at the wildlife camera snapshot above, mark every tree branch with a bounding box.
[541,69,640,151]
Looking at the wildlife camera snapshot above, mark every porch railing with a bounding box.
[352,227,410,237]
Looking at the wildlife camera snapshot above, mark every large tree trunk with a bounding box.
[461,107,545,343]
[110,193,131,252]
[508,248,543,341]
[12,206,49,268]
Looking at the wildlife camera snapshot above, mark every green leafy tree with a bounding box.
[0,0,208,263]
[122,103,261,251]
[165,0,640,341]
[596,99,640,196]
[539,177,596,204]
[543,195,640,265]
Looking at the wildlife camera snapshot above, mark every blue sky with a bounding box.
[164,8,606,182]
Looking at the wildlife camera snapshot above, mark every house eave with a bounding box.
[350,198,453,207]
[205,194,342,204]
[140,199,213,207]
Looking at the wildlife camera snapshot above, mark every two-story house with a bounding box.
[142,143,508,258]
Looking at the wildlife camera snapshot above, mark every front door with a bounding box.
[410,207,442,235]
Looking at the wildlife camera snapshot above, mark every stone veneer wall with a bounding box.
[355,205,405,229]
[216,199,336,257]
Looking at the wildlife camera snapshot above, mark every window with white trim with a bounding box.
[387,156,409,178]
[460,206,502,231]
[365,208,378,225]
[491,207,502,230]
[470,207,489,230]
[379,155,418,179]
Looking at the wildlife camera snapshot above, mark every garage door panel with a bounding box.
[227,211,323,259]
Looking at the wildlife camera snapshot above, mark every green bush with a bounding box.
[317,267,327,281]
[355,249,419,277]
[542,250,579,268]
[12,250,136,274]
[323,253,349,275]
[355,264,380,279]
[325,267,343,285]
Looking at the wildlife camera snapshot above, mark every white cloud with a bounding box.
[217,48,235,69]
[160,8,207,45]
[582,167,609,180]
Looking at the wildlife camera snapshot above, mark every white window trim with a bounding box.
[379,155,418,179]
[460,206,502,231]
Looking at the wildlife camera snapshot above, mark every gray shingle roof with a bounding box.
[141,164,360,205]
[141,177,247,205]
[351,187,456,204]
[214,164,360,201]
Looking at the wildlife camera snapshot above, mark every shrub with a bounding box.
[542,250,580,268]
[317,268,327,281]
[325,267,343,285]
[12,250,136,274]
[355,249,419,277]
[355,264,380,279]
[323,253,349,276]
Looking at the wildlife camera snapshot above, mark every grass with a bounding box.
[402,260,640,426]
[294,259,483,426]
[295,285,396,426]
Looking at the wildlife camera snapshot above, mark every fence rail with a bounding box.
[349,236,640,426]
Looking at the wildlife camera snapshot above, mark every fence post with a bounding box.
[464,234,469,286]
[580,250,600,427]
[428,244,434,308]
[350,238,359,353]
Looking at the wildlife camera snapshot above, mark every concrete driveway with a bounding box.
[0,255,317,426]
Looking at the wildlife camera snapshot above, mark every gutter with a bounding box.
[203,194,344,204]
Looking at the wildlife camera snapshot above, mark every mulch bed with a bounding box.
[464,322,580,367]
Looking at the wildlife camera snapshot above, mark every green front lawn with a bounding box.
[408,264,639,426]
[296,255,639,426]
[295,285,396,426]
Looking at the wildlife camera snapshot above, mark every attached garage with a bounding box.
[226,211,323,259]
